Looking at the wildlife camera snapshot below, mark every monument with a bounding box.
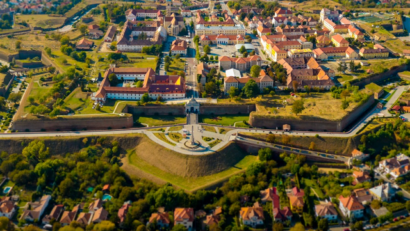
[184,125,200,149]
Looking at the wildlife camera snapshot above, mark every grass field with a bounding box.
[15,15,66,29]
[153,133,175,146]
[254,92,370,121]
[137,116,186,127]
[199,115,249,126]
[202,125,216,133]
[168,133,183,142]
[304,179,326,199]
[64,88,90,112]
[168,58,186,74]
[127,151,258,191]
[209,139,222,148]
[24,82,52,113]
[168,126,183,131]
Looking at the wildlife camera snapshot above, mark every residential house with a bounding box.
[104,26,117,42]
[339,195,364,219]
[316,35,331,48]
[42,205,64,225]
[20,195,51,222]
[260,187,279,203]
[181,10,191,17]
[378,154,410,179]
[76,38,94,50]
[353,188,373,204]
[76,213,92,226]
[274,8,293,17]
[369,183,395,202]
[257,25,271,37]
[91,207,108,223]
[320,8,340,23]
[348,25,364,41]
[170,39,188,56]
[148,208,170,228]
[196,63,210,85]
[88,199,103,212]
[352,149,369,161]
[118,203,131,225]
[331,34,349,47]
[60,208,79,226]
[239,202,264,228]
[88,24,99,30]
[0,198,16,220]
[352,170,371,185]
[272,207,292,222]
[204,207,222,228]
[174,208,194,231]
[89,29,104,39]
[272,17,288,27]
[315,202,338,222]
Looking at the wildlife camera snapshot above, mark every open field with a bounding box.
[334,59,406,84]
[15,15,67,29]
[304,179,326,199]
[167,58,186,74]
[137,115,186,126]
[64,88,90,112]
[290,0,343,12]
[382,39,410,53]
[199,115,249,126]
[126,151,258,191]
[253,91,370,121]
[153,133,175,146]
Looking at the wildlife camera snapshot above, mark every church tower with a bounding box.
[166,0,172,16]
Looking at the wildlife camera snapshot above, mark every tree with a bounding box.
[140,93,149,103]
[243,79,259,98]
[250,65,261,78]
[406,200,410,212]
[239,45,246,54]
[108,73,119,86]
[228,86,239,98]
[272,223,283,231]
[22,140,50,162]
[309,141,315,150]
[28,96,35,105]
[340,89,350,100]
[292,81,299,91]
[337,62,347,73]
[292,99,305,115]
[60,35,70,45]
[258,148,272,161]
[94,221,116,231]
[8,92,22,103]
[349,60,356,72]
[266,134,275,143]
[203,45,211,54]
[136,81,143,88]
[15,40,21,49]
[58,177,74,197]
[79,24,88,36]
[341,100,349,110]
[317,219,329,231]
[290,223,305,231]
[171,224,187,231]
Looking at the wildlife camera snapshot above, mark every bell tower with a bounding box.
[166,0,172,16]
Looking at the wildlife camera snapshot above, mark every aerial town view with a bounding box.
[2,0,410,230]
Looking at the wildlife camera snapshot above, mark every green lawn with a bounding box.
[24,82,53,113]
[304,179,326,199]
[202,125,216,133]
[336,74,354,83]
[168,58,186,74]
[199,115,249,126]
[153,133,175,146]
[15,14,67,29]
[64,88,89,112]
[168,126,183,131]
[137,116,186,127]
[128,151,258,191]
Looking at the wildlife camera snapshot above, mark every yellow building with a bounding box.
[195,24,246,36]
[331,34,349,47]
[359,48,389,59]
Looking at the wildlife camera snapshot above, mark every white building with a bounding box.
[125,9,160,20]
[315,202,338,222]
[339,195,364,219]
